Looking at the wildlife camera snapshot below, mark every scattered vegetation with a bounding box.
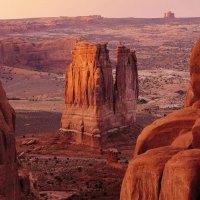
[137,98,148,104]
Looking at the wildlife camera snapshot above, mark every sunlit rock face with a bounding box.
[0,81,20,199]
[185,37,200,107]
[61,42,138,147]
[120,37,200,200]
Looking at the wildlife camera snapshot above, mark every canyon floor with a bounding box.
[0,16,196,199]
[1,65,189,199]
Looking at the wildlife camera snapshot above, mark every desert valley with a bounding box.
[0,15,200,199]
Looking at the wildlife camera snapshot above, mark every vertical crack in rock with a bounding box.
[61,42,138,147]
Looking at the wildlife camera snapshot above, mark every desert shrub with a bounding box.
[151,96,160,100]
[137,98,148,104]
[77,166,82,172]
[175,90,186,95]
[54,175,62,182]
[67,194,81,200]
[8,96,21,100]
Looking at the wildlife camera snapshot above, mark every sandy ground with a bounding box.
[10,66,189,199]
[1,66,189,136]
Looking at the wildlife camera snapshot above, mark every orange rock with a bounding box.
[192,118,200,148]
[120,37,200,200]
[61,43,138,147]
[185,37,200,107]
[160,149,200,200]
[134,106,200,156]
[120,146,184,200]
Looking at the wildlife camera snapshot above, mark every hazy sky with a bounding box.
[0,0,199,19]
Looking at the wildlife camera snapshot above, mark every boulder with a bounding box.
[120,147,184,200]
[134,106,200,156]
[160,150,200,200]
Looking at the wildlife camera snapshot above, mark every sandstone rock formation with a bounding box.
[121,147,185,200]
[0,81,20,199]
[164,11,175,19]
[0,16,104,34]
[61,42,138,147]
[134,106,199,156]
[185,37,200,107]
[0,37,82,73]
[120,37,200,200]
[160,149,200,200]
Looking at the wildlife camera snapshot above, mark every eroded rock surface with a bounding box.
[0,37,82,73]
[0,81,20,199]
[121,147,184,200]
[185,37,200,107]
[160,149,200,200]
[120,37,200,200]
[61,43,138,147]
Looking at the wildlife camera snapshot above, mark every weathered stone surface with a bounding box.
[160,150,200,200]
[120,147,183,200]
[185,37,200,107]
[191,118,200,148]
[120,37,200,200]
[0,81,20,199]
[19,169,39,200]
[0,37,82,73]
[134,106,200,156]
[61,43,138,147]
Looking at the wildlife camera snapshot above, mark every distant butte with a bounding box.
[61,42,138,147]
[164,11,175,19]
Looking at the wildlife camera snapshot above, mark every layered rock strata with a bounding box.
[0,37,82,73]
[61,43,138,147]
[120,37,200,200]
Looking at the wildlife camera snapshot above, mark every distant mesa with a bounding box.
[164,11,175,19]
[0,36,83,73]
[61,42,139,147]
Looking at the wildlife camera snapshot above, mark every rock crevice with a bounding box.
[61,42,138,147]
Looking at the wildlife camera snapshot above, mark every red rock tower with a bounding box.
[164,11,175,19]
[61,42,138,147]
[0,81,20,199]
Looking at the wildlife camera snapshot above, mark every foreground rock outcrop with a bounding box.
[0,81,20,199]
[120,37,200,200]
[61,43,138,147]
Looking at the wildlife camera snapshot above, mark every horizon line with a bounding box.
[0,15,200,21]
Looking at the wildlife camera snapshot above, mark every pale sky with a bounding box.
[0,0,199,19]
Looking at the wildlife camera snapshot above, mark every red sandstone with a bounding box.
[61,43,138,147]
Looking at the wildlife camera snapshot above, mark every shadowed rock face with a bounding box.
[120,37,200,200]
[61,42,138,147]
[0,81,20,199]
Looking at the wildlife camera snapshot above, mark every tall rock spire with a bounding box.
[61,42,138,147]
